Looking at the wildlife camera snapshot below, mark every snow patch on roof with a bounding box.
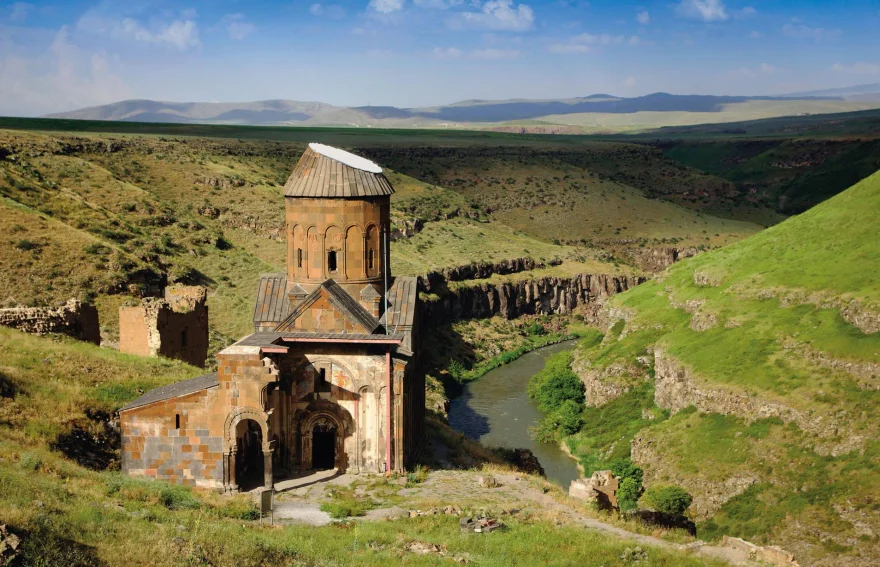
[308,143,382,173]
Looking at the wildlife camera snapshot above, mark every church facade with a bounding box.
[119,143,424,491]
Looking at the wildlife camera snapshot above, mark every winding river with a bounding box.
[448,341,581,488]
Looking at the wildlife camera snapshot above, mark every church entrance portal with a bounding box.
[235,419,264,490]
[312,423,337,470]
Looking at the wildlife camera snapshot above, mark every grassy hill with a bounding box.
[0,327,733,567]
[565,170,880,565]
[1,127,771,347]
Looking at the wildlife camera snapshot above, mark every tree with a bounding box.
[640,485,693,516]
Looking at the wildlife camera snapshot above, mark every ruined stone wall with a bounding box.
[421,273,645,327]
[120,388,225,489]
[0,299,100,344]
[119,286,209,367]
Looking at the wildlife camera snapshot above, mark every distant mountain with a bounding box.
[783,83,880,99]
[45,88,880,128]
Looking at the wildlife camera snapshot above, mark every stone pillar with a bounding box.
[263,450,274,490]
[227,450,238,492]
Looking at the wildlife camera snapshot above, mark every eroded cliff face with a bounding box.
[421,258,562,292]
[652,349,859,456]
[421,273,646,326]
[623,246,702,273]
[630,433,759,519]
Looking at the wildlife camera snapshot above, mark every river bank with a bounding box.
[448,340,583,488]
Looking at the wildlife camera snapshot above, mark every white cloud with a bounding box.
[369,0,405,14]
[473,48,520,58]
[549,32,632,53]
[749,30,762,38]
[220,14,254,40]
[636,11,649,25]
[432,46,519,59]
[414,0,464,8]
[77,9,201,51]
[782,23,840,40]
[433,46,463,58]
[7,2,33,22]
[0,26,132,116]
[461,0,534,32]
[623,75,636,87]
[310,3,346,18]
[728,62,775,78]
[737,6,756,18]
[676,0,728,22]
[118,18,200,50]
[832,62,880,75]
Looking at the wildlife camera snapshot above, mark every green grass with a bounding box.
[0,328,725,567]
[562,170,880,563]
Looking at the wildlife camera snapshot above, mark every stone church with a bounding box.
[119,143,424,491]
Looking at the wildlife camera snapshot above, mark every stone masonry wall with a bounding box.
[120,388,225,489]
[0,299,100,344]
[119,286,209,367]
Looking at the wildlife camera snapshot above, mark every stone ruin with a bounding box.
[0,299,100,344]
[119,286,208,367]
[569,470,620,510]
[722,536,800,567]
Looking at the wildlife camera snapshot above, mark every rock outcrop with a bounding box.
[630,434,759,518]
[421,273,645,326]
[624,246,702,273]
[422,257,562,292]
[0,299,100,344]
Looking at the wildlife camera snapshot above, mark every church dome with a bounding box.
[283,143,394,198]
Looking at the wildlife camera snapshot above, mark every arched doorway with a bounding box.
[312,419,337,470]
[235,419,264,490]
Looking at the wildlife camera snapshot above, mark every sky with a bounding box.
[1,0,879,116]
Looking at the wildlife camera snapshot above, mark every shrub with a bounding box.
[553,400,584,436]
[641,485,693,516]
[525,321,546,336]
[13,239,41,251]
[527,351,585,414]
[618,478,642,512]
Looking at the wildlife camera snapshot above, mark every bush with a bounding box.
[527,351,585,414]
[641,485,693,516]
[13,239,41,251]
[553,400,584,436]
[618,478,642,512]
[525,321,546,336]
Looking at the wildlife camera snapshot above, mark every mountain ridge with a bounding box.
[44,88,880,129]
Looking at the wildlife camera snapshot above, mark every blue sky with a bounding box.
[1,0,878,115]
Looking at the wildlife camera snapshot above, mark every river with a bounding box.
[448,340,581,488]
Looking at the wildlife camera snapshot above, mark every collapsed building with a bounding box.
[119,143,424,491]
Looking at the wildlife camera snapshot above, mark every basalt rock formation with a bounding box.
[421,273,645,326]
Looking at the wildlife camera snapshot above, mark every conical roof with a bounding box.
[283,143,394,198]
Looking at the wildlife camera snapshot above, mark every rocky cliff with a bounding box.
[421,273,645,326]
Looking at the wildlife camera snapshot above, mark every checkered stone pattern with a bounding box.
[120,389,225,489]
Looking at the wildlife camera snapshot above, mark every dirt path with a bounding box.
[268,468,753,565]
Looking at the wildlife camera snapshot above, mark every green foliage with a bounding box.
[567,383,662,475]
[18,451,43,471]
[526,350,584,414]
[618,478,642,512]
[320,487,377,519]
[406,464,429,485]
[525,321,546,336]
[641,485,693,516]
[13,238,40,251]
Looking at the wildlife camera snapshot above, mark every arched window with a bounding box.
[297,248,303,268]
[368,248,374,270]
[328,250,338,273]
